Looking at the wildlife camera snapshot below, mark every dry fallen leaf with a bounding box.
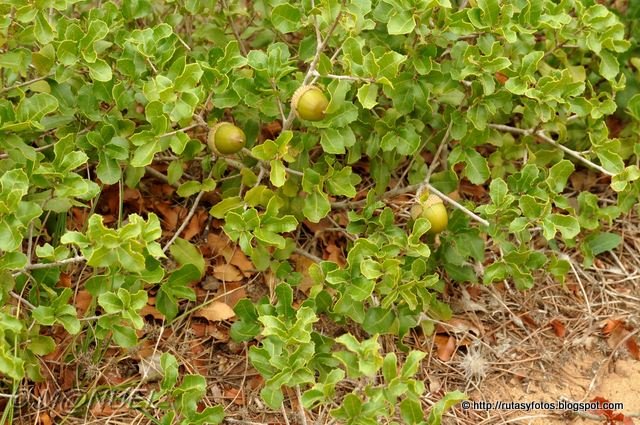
[74,290,93,317]
[183,209,208,241]
[495,71,509,84]
[194,302,235,321]
[325,243,346,267]
[153,201,181,230]
[436,317,483,336]
[230,249,254,276]
[141,303,165,320]
[207,233,235,261]
[602,318,624,335]
[290,253,315,294]
[435,335,456,361]
[224,387,245,406]
[215,281,246,308]
[213,264,244,281]
[37,412,53,425]
[626,336,640,360]
[139,352,164,383]
[549,319,566,338]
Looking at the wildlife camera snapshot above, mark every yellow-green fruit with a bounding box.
[291,85,329,121]
[208,122,246,155]
[421,194,448,233]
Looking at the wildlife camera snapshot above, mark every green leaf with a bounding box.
[271,4,302,34]
[626,94,640,120]
[327,167,359,198]
[112,324,139,347]
[545,214,580,240]
[169,238,205,277]
[584,232,622,256]
[270,159,287,187]
[177,181,202,198]
[388,12,416,35]
[427,390,467,425]
[131,139,161,167]
[546,160,574,193]
[34,11,54,44]
[0,252,28,270]
[362,307,395,334]
[400,398,423,424]
[210,196,243,219]
[98,291,122,314]
[32,306,56,326]
[321,127,355,155]
[157,264,199,321]
[357,83,378,109]
[451,148,490,184]
[261,385,284,409]
[302,188,331,223]
[598,50,619,81]
[87,58,113,82]
[28,335,56,356]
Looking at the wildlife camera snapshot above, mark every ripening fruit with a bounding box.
[208,122,246,155]
[291,85,329,121]
[419,194,448,234]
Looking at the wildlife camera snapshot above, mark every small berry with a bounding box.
[421,194,448,234]
[207,122,246,155]
[291,85,329,121]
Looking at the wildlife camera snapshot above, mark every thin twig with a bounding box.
[294,247,323,263]
[332,182,489,227]
[162,172,212,252]
[310,70,374,83]
[18,255,86,272]
[10,291,35,310]
[0,75,51,94]
[0,142,56,159]
[423,183,490,227]
[331,184,419,209]
[488,124,614,177]
[144,166,175,186]
[534,130,614,177]
[238,148,304,176]
[295,385,309,425]
[160,123,202,138]
[425,122,452,183]
[282,6,343,131]
[221,0,248,56]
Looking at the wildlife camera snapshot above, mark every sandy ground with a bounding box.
[476,354,640,424]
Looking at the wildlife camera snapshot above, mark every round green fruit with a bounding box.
[291,85,329,121]
[421,194,448,234]
[208,122,246,155]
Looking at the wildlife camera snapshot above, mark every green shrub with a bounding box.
[0,0,638,423]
